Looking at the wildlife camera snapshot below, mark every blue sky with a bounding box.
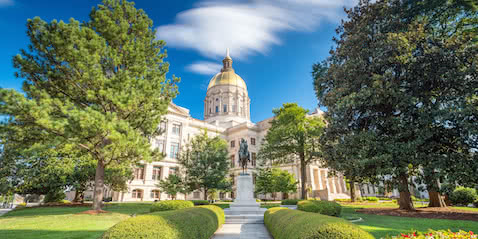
[0,0,355,122]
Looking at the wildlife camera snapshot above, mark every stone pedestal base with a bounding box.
[225,174,265,224]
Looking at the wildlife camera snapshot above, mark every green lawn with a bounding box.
[341,204,478,238]
[0,203,152,239]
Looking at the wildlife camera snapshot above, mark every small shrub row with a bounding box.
[364,196,379,202]
[264,207,374,239]
[103,205,225,239]
[450,187,477,206]
[297,200,342,217]
[150,200,194,212]
[387,229,475,238]
[474,199,478,208]
[189,200,210,205]
[281,199,300,205]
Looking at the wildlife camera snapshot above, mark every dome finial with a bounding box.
[222,48,233,72]
[226,48,230,58]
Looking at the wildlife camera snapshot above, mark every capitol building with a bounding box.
[102,50,351,202]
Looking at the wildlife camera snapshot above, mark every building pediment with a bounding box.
[168,102,190,117]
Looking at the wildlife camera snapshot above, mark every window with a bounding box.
[132,189,143,199]
[232,105,236,112]
[230,155,235,168]
[215,106,219,113]
[230,140,235,148]
[150,190,160,199]
[170,143,179,159]
[155,140,164,153]
[209,108,211,113]
[251,137,256,145]
[216,98,219,101]
[152,166,162,180]
[134,165,145,180]
[169,167,177,176]
[251,152,256,167]
[172,124,181,136]
[220,192,225,199]
[193,191,200,199]
[253,173,256,184]
[223,104,227,112]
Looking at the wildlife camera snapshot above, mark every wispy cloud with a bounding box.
[0,0,13,7]
[186,61,222,75]
[157,0,356,65]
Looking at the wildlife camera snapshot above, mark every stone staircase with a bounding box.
[224,203,266,224]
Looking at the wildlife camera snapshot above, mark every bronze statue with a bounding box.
[238,138,251,175]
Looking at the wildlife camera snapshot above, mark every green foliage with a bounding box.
[450,187,478,205]
[103,205,224,239]
[264,207,374,239]
[158,174,187,200]
[44,191,65,203]
[150,200,194,212]
[178,130,230,200]
[190,200,210,205]
[0,0,179,210]
[258,103,326,199]
[297,200,342,217]
[59,200,71,204]
[474,199,478,208]
[364,197,379,202]
[281,199,300,205]
[255,167,298,199]
[313,0,478,210]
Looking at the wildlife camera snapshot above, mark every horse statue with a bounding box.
[238,138,251,175]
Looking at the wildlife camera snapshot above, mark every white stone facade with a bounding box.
[107,51,351,202]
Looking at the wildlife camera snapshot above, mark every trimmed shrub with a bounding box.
[334,199,351,202]
[59,199,71,204]
[450,187,477,206]
[281,199,300,205]
[103,205,224,239]
[298,200,342,217]
[364,196,379,202]
[264,207,374,239]
[150,200,194,212]
[190,200,210,205]
[44,191,65,203]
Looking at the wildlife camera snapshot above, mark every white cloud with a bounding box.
[156,0,357,62]
[0,0,13,7]
[186,61,222,75]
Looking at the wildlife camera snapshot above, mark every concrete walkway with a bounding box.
[212,223,272,239]
[0,208,12,216]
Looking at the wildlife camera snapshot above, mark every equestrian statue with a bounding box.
[238,138,251,175]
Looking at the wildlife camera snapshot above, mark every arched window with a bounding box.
[132,189,143,199]
[216,106,219,113]
[150,190,160,199]
[223,104,227,112]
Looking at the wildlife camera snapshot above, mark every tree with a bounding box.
[158,174,186,200]
[0,0,178,210]
[313,0,477,210]
[254,168,276,200]
[178,130,230,200]
[258,103,326,199]
[273,168,298,199]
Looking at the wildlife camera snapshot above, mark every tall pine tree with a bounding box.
[0,0,178,210]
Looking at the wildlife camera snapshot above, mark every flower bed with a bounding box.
[389,230,476,238]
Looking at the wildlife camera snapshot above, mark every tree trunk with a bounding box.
[92,160,105,211]
[398,173,415,211]
[428,190,446,207]
[204,189,208,201]
[300,157,307,200]
[349,181,356,202]
[444,194,452,206]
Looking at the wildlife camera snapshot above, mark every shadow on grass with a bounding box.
[0,229,105,239]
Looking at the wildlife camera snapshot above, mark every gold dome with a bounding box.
[207,70,247,90]
[207,48,247,90]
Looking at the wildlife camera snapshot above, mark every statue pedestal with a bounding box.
[233,174,260,206]
[224,174,265,224]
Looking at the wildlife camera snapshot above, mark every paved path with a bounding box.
[0,208,12,216]
[212,223,272,239]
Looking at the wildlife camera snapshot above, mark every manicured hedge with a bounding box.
[281,199,300,205]
[298,200,342,217]
[450,187,477,205]
[150,200,194,212]
[103,205,224,239]
[264,207,374,239]
[190,200,210,205]
[364,196,379,202]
